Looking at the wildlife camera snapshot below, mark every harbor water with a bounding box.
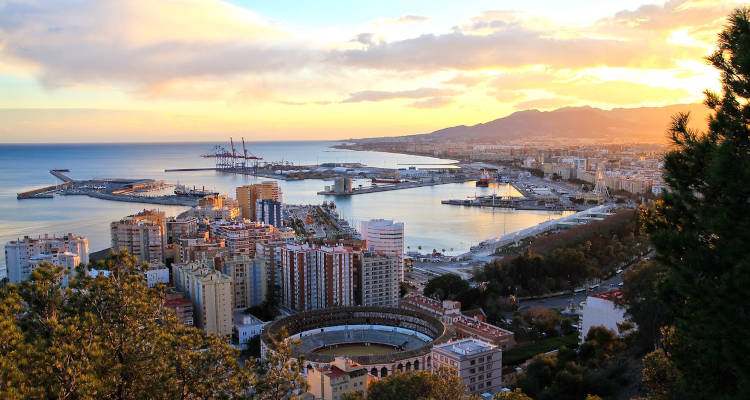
[0,141,569,264]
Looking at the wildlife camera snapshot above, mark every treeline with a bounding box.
[475,209,645,297]
[0,250,306,400]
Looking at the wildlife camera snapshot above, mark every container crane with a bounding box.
[201,137,263,174]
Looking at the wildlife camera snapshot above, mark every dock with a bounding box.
[441,197,578,211]
[17,169,74,199]
[317,178,472,196]
[18,169,199,207]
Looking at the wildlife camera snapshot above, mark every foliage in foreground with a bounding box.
[639,7,750,400]
[515,327,628,400]
[0,250,253,399]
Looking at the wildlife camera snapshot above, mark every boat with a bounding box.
[475,169,493,187]
[174,184,218,197]
[371,178,402,184]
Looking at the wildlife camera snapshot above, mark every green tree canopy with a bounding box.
[423,273,469,301]
[366,367,464,400]
[643,7,750,399]
[0,250,251,399]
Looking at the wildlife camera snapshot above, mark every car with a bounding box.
[589,284,600,290]
[618,282,624,287]
[616,269,623,274]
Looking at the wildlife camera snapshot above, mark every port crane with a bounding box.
[201,137,263,174]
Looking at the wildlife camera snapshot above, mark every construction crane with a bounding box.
[201,137,263,174]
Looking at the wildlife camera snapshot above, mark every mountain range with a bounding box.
[388,104,711,143]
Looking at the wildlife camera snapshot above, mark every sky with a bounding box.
[0,0,741,143]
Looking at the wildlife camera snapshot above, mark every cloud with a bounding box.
[0,0,315,91]
[393,15,430,24]
[333,0,733,72]
[409,97,454,109]
[443,73,490,87]
[489,69,694,108]
[342,88,458,103]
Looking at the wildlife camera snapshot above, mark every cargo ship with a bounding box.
[174,184,218,197]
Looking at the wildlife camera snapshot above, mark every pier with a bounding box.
[441,197,578,211]
[317,178,472,196]
[17,169,200,207]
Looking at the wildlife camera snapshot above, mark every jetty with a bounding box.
[317,177,472,196]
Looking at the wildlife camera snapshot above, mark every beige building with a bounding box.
[210,220,275,258]
[360,252,400,307]
[236,181,282,220]
[172,261,233,336]
[306,357,374,400]
[166,216,198,243]
[431,338,503,396]
[221,256,267,309]
[110,209,166,264]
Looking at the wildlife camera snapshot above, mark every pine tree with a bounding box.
[0,250,252,399]
[644,7,750,399]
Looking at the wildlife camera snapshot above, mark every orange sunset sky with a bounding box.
[0,0,741,142]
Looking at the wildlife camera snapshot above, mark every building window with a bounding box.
[470,359,476,365]
[469,368,475,374]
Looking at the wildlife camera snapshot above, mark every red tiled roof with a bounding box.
[591,289,624,302]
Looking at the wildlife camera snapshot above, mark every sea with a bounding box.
[0,141,569,265]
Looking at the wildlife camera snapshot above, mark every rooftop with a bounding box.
[435,338,495,356]
[591,289,624,302]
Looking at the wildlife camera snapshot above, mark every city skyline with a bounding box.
[0,0,739,143]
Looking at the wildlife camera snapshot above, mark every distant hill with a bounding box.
[400,104,711,143]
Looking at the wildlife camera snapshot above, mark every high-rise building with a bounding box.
[279,244,356,311]
[359,252,400,307]
[221,256,267,309]
[210,220,275,258]
[360,219,404,280]
[166,216,198,243]
[255,241,286,299]
[172,261,233,335]
[4,233,89,284]
[110,209,166,264]
[236,181,282,220]
[255,199,283,227]
[175,236,229,264]
[431,338,503,396]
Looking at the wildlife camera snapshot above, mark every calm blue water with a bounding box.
[0,141,566,264]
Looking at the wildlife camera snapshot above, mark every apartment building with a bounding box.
[210,220,275,258]
[237,181,282,220]
[360,219,404,281]
[221,256,267,309]
[279,244,355,311]
[172,261,233,335]
[431,338,503,396]
[110,209,166,264]
[4,233,89,284]
[359,251,400,307]
[307,357,373,400]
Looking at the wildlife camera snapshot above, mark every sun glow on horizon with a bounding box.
[0,0,741,142]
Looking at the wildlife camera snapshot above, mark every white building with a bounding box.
[4,233,89,284]
[233,310,269,350]
[431,338,503,396]
[144,266,170,287]
[26,251,81,287]
[360,219,404,281]
[580,289,629,343]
